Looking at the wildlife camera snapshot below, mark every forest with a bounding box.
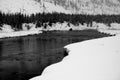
[1,11,120,29]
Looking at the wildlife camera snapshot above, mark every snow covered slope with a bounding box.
[0,0,69,15]
[40,0,120,15]
[1,0,120,15]
[0,0,43,15]
[42,2,69,14]
[30,35,120,80]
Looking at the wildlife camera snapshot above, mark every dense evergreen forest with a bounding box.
[1,11,120,29]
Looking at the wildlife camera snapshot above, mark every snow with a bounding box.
[94,22,109,30]
[0,24,42,38]
[0,0,69,15]
[55,0,120,15]
[98,29,120,35]
[40,22,91,31]
[97,23,120,35]
[37,22,120,35]
[41,22,71,31]
[30,34,120,80]
[22,23,37,31]
[0,24,14,32]
[43,2,70,14]
[1,0,120,15]
[0,22,120,38]
[0,30,42,38]
[110,23,120,30]
[0,0,43,15]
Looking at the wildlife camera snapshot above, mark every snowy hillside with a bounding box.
[30,34,120,80]
[0,0,69,15]
[39,0,120,15]
[41,1,70,14]
[0,0,43,15]
[1,0,120,15]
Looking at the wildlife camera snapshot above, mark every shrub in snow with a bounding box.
[0,24,14,32]
[92,21,98,29]
[37,22,118,31]
[22,23,28,31]
[22,23,36,31]
[59,22,74,31]
[69,23,82,30]
[80,23,89,30]
[29,23,36,30]
[92,22,109,30]
[43,22,72,31]
[110,23,120,30]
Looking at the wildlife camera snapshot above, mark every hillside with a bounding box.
[41,0,120,15]
[1,0,120,15]
[0,0,69,15]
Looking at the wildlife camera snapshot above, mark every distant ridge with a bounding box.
[1,0,120,15]
[0,0,69,15]
[41,0,120,15]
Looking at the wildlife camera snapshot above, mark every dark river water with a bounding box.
[0,30,110,80]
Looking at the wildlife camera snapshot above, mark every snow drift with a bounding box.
[30,34,120,80]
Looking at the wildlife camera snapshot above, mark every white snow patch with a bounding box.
[0,30,42,38]
[98,29,120,35]
[110,23,120,30]
[93,22,109,29]
[30,35,120,80]
[0,24,14,32]
[0,24,42,38]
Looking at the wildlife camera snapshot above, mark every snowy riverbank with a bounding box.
[30,34,120,80]
[0,22,120,38]
[0,30,42,38]
[0,24,42,38]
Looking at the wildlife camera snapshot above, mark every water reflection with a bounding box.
[0,31,110,80]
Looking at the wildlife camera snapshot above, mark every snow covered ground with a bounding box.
[98,29,120,35]
[0,24,42,38]
[0,30,42,38]
[0,22,120,38]
[30,34,120,80]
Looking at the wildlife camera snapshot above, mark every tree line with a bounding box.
[1,11,120,29]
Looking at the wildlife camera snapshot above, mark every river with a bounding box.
[0,30,110,80]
